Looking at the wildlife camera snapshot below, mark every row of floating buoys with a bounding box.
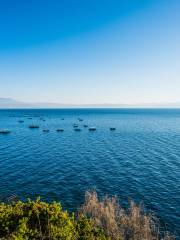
[18,117,45,123]
[0,127,116,134]
[29,125,115,132]
[0,116,116,135]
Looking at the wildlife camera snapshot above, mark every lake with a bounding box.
[0,109,179,237]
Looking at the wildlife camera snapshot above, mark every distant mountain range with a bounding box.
[0,98,30,108]
[0,98,180,108]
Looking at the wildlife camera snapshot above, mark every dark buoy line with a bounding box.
[1,116,117,135]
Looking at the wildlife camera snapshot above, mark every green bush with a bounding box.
[0,198,106,240]
[0,193,174,240]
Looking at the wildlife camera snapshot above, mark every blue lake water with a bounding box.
[0,109,180,237]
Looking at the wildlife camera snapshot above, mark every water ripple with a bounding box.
[0,109,180,237]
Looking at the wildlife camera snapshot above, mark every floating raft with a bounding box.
[0,129,11,134]
[74,128,81,131]
[43,129,50,133]
[57,129,64,132]
[89,127,96,131]
[110,127,116,131]
[29,125,39,129]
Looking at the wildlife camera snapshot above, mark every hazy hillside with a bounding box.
[0,98,180,109]
[0,98,29,108]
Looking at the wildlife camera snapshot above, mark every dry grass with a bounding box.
[80,191,174,240]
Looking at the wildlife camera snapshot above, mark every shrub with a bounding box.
[0,192,174,240]
[0,198,106,239]
[80,191,174,240]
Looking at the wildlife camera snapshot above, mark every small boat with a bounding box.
[84,125,88,128]
[29,125,39,129]
[57,129,64,132]
[89,127,96,131]
[110,127,116,131]
[18,120,24,123]
[74,128,81,131]
[0,129,11,134]
[73,124,78,128]
[28,117,32,120]
[61,118,64,120]
[43,129,49,133]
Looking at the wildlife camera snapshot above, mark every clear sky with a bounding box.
[0,0,180,104]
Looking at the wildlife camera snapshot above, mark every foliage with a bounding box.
[0,198,106,240]
[0,192,174,240]
[80,191,174,240]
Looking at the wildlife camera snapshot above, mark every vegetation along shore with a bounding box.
[0,191,174,240]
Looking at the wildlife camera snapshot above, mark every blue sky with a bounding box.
[0,0,180,104]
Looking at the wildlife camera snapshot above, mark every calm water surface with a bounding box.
[0,109,180,237]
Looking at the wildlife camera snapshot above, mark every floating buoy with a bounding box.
[57,129,64,132]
